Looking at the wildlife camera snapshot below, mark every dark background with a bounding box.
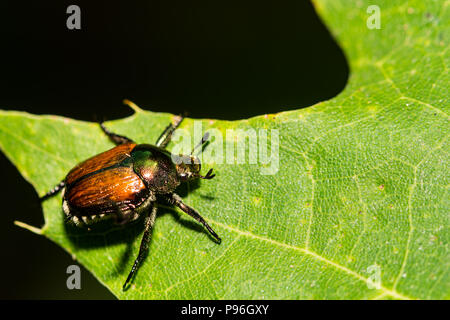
[0,1,347,299]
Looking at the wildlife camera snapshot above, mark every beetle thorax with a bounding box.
[132,145,180,194]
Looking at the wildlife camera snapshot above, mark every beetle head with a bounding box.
[176,155,199,181]
[175,132,215,182]
[175,155,215,182]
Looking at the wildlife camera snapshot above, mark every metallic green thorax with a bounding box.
[131,144,180,194]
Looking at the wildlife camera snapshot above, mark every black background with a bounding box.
[0,1,347,299]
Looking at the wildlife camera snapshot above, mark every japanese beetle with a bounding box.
[41,113,220,289]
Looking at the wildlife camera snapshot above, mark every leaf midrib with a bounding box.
[209,218,413,300]
[150,204,412,300]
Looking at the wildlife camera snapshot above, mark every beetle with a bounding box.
[40,114,221,289]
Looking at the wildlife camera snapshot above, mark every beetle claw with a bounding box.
[200,168,215,180]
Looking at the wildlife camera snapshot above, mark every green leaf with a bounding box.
[1,0,448,299]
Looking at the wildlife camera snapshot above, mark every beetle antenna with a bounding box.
[191,132,210,155]
[199,168,215,180]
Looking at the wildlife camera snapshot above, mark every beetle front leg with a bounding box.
[100,123,135,145]
[168,193,221,243]
[123,204,158,290]
[155,115,184,148]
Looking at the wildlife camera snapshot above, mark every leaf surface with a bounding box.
[0,0,448,299]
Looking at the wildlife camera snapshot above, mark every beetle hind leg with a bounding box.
[123,204,158,290]
[108,201,134,226]
[40,181,65,201]
[100,123,135,145]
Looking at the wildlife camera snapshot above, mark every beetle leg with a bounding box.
[40,181,65,201]
[155,115,184,148]
[100,123,135,145]
[123,204,158,290]
[110,202,132,225]
[168,193,221,243]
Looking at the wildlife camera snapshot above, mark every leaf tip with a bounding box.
[123,99,143,113]
[14,220,43,235]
